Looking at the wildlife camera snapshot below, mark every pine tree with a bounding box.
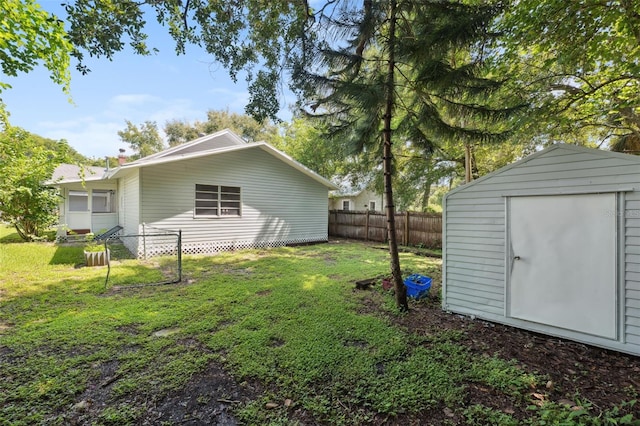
[294,0,518,310]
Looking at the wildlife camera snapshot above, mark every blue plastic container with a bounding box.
[403,274,432,299]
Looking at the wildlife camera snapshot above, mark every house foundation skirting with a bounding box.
[138,235,328,258]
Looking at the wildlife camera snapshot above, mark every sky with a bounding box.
[2,1,295,160]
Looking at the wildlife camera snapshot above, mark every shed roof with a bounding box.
[446,144,640,198]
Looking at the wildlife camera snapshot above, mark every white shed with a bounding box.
[442,144,640,356]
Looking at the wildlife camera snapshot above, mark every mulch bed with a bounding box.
[385,293,640,423]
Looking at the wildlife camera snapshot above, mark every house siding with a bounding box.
[329,189,383,211]
[119,171,141,254]
[138,147,329,255]
[443,145,640,355]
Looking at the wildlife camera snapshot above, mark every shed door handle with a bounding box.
[513,256,521,260]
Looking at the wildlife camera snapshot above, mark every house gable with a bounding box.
[134,129,246,163]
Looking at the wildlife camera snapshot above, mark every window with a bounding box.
[342,200,350,211]
[369,201,376,211]
[92,190,116,213]
[69,190,88,212]
[195,184,241,217]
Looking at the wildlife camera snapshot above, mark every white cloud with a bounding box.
[33,94,210,158]
[38,118,124,159]
[207,87,250,112]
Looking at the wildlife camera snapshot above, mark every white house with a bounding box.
[442,144,640,356]
[329,186,383,212]
[52,129,338,257]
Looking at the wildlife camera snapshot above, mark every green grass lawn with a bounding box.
[0,225,637,425]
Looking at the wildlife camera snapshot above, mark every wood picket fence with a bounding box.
[328,210,442,248]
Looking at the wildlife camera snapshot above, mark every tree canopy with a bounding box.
[0,0,72,126]
[61,0,310,123]
[117,120,164,159]
[0,127,69,240]
[497,0,640,149]
[164,109,277,146]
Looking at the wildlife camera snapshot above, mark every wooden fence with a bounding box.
[328,210,442,248]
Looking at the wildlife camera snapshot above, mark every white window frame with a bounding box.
[195,184,241,218]
[92,190,116,213]
[68,190,89,212]
[369,201,376,211]
[341,199,351,211]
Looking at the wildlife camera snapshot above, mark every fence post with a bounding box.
[404,211,409,246]
[142,223,147,260]
[365,210,370,241]
[177,230,182,282]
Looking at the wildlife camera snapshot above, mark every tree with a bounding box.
[117,120,164,159]
[0,127,68,240]
[61,0,311,123]
[164,110,277,146]
[271,117,349,179]
[295,0,512,310]
[0,0,72,126]
[497,0,640,148]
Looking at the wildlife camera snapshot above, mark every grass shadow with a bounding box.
[50,245,84,265]
[0,228,25,244]
[0,228,57,244]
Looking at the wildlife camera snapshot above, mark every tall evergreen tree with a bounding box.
[294,0,517,310]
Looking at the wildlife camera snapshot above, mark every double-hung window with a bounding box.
[195,184,241,217]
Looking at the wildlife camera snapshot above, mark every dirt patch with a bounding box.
[145,362,262,425]
[64,361,260,426]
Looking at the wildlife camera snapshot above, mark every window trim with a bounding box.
[341,199,351,211]
[68,190,89,212]
[194,184,242,218]
[369,200,376,211]
[92,189,116,214]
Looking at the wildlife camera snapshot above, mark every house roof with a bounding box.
[49,164,107,184]
[445,143,640,198]
[109,140,339,190]
[52,129,338,190]
[133,128,246,164]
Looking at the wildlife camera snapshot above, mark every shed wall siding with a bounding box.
[444,146,640,354]
[625,193,640,346]
[138,148,329,255]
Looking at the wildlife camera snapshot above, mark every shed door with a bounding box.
[509,193,617,339]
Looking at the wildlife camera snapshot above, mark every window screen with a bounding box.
[195,184,241,217]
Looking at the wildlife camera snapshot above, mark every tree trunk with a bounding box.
[464,143,473,183]
[421,181,432,212]
[383,0,408,312]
